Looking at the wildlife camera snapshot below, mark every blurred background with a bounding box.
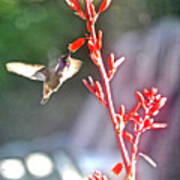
[0,0,180,179]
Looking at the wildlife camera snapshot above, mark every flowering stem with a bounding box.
[127,132,141,180]
[88,17,130,170]
[84,0,130,175]
[99,56,130,169]
[65,1,167,179]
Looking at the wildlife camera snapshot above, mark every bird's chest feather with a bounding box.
[47,73,61,89]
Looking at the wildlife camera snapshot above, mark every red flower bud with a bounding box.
[123,131,133,142]
[114,56,125,69]
[119,105,125,116]
[65,0,81,11]
[136,91,147,109]
[108,53,114,69]
[143,118,154,129]
[158,97,167,109]
[88,39,95,52]
[82,78,95,94]
[75,10,87,20]
[99,0,112,13]
[96,30,103,50]
[112,162,124,175]
[150,87,158,96]
[69,37,86,52]
[151,123,167,129]
[88,171,108,180]
[89,3,96,18]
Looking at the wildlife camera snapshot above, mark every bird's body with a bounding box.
[6,55,82,105]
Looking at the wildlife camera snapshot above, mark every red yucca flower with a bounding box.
[88,171,108,180]
[69,37,86,52]
[65,0,81,11]
[112,162,124,175]
[99,0,112,13]
[65,0,167,179]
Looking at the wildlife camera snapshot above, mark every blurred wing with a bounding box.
[61,56,82,83]
[33,67,50,81]
[6,62,46,81]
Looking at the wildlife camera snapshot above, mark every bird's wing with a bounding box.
[6,62,47,81]
[60,56,82,83]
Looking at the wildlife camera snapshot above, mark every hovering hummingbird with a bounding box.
[6,54,82,105]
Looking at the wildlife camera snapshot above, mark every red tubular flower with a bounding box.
[89,3,96,19]
[98,0,112,13]
[126,103,140,121]
[68,37,86,52]
[65,0,81,11]
[108,53,115,70]
[65,0,87,19]
[151,122,167,129]
[88,39,95,52]
[107,53,115,79]
[75,10,87,20]
[96,30,103,50]
[95,81,102,96]
[157,97,167,109]
[95,81,106,106]
[115,114,125,132]
[143,118,154,130]
[82,76,96,94]
[90,50,100,66]
[136,91,147,110]
[119,104,125,117]
[88,171,108,180]
[82,78,95,94]
[148,96,167,116]
[112,162,124,176]
[108,54,125,80]
[86,21,92,32]
[83,77,106,106]
[123,131,133,143]
[114,56,125,69]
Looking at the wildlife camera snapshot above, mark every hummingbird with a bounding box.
[6,54,82,105]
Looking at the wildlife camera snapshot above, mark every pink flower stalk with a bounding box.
[65,0,167,179]
[88,171,108,180]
